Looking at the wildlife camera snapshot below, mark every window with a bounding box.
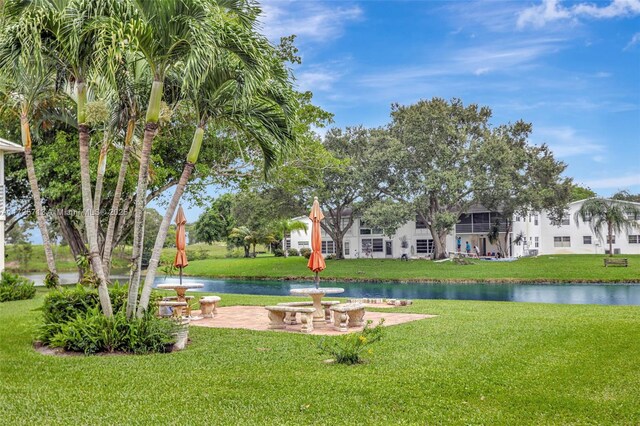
[535,237,539,248]
[583,236,592,245]
[298,241,309,247]
[553,236,571,247]
[629,235,640,244]
[321,240,335,254]
[515,216,520,222]
[607,235,615,244]
[529,215,532,223]
[416,239,434,254]
[415,215,427,229]
[359,220,381,235]
[606,248,621,255]
[534,215,539,226]
[361,238,383,253]
[344,241,350,256]
[551,217,570,226]
[285,239,291,249]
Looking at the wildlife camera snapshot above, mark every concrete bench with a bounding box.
[277,301,340,324]
[330,303,366,332]
[604,258,628,267]
[163,296,194,316]
[158,301,188,318]
[265,306,316,333]
[199,296,221,318]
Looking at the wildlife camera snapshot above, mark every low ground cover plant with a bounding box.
[0,272,36,302]
[37,285,176,355]
[318,319,385,364]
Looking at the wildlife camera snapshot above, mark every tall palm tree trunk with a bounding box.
[77,79,113,317]
[93,132,110,232]
[127,80,163,319]
[20,113,57,277]
[137,124,204,316]
[103,119,134,276]
[608,222,613,257]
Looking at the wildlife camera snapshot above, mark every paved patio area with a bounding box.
[190,305,436,335]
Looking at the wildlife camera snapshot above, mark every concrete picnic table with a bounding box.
[290,287,344,323]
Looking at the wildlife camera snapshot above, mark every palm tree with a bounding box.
[275,219,308,256]
[136,49,297,316]
[0,62,59,282]
[575,198,640,257]
[112,0,263,318]
[97,54,151,277]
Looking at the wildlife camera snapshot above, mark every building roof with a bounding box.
[0,138,24,153]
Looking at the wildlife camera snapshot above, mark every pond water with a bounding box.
[153,276,640,306]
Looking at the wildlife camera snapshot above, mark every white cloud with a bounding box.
[582,174,640,189]
[358,38,564,89]
[518,0,640,28]
[296,70,339,92]
[624,32,640,50]
[258,1,363,43]
[532,126,605,160]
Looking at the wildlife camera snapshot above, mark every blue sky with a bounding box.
[258,0,640,195]
[153,0,639,227]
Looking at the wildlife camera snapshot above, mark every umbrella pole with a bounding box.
[315,271,319,289]
[179,266,183,285]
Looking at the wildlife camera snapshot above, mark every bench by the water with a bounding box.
[604,258,628,267]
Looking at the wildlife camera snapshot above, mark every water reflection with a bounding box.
[153,276,640,306]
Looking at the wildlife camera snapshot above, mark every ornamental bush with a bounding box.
[318,319,385,365]
[300,248,312,259]
[37,284,172,354]
[0,272,36,302]
[287,248,300,257]
[273,248,284,257]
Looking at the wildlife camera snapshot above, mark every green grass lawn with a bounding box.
[0,291,638,424]
[184,254,640,283]
[5,244,130,273]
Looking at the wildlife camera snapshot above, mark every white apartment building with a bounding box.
[288,199,640,259]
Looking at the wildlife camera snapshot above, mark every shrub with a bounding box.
[47,307,178,355]
[0,272,36,302]
[300,248,312,259]
[325,254,336,260]
[318,319,385,365]
[273,248,284,257]
[287,248,300,257]
[37,284,162,348]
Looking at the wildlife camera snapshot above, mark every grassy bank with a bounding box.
[184,254,640,283]
[5,244,129,273]
[0,292,638,424]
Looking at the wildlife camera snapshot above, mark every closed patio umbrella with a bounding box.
[307,197,326,288]
[174,205,188,285]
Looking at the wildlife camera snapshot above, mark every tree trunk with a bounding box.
[608,222,613,257]
[79,126,112,316]
[20,113,57,276]
[55,207,87,281]
[127,80,163,319]
[252,243,257,257]
[102,119,134,277]
[93,133,110,233]
[244,245,250,257]
[136,162,195,316]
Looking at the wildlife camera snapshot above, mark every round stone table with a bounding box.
[156,283,204,302]
[290,287,345,323]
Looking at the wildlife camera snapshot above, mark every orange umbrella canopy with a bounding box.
[307,197,326,274]
[174,206,188,269]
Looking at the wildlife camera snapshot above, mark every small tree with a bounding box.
[274,219,308,257]
[575,199,640,257]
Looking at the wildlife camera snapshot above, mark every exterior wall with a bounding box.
[540,199,640,255]
[288,199,640,259]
